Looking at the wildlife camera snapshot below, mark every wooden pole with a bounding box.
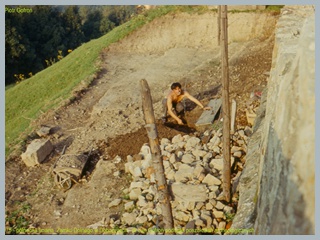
[217,5,221,46]
[220,5,231,202]
[140,79,174,234]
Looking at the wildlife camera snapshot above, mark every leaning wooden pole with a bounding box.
[140,79,174,234]
[220,5,231,202]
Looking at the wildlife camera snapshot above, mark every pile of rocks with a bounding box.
[93,127,252,234]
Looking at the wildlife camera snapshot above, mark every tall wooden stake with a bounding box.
[140,79,174,234]
[217,5,221,46]
[220,5,231,202]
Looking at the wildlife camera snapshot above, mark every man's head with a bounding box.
[171,82,182,96]
[171,82,181,90]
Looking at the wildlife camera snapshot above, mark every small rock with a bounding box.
[181,154,195,164]
[54,210,62,216]
[202,174,222,186]
[175,211,190,222]
[215,201,225,210]
[36,125,52,137]
[113,155,122,163]
[195,218,206,227]
[137,196,148,207]
[136,216,148,224]
[132,166,143,177]
[193,165,205,179]
[122,212,138,225]
[212,210,225,219]
[146,193,154,201]
[124,201,135,211]
[195,202,205,210]
[108,199,122,208]
[161,138,171,146]
[244,126,253,136]
[233,151,242,158]
[169,154,177,164]
[129,188,142,200]
[218,221,226,230]
[205,202,214,210]
[172,134,184,143]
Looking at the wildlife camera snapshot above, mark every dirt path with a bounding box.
[5,11,277,233]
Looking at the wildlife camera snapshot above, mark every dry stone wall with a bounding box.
[232,5,315,234]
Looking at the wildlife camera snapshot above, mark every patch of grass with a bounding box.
[5,203,31,234]
[4,6,218,158]
[225,212,236,223]
[265,5,284,12]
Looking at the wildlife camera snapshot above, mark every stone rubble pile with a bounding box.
[90,126,252,235]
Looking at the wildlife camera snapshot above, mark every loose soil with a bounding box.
[5,11,277,234]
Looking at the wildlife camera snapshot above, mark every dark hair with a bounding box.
[171,82,182,90]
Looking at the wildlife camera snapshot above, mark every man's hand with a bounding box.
[177,119,184,125]
[203,106,211,111]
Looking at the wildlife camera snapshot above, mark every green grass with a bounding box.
[5,202,31,234]
[266,5,284,12]
[5,6,212,158]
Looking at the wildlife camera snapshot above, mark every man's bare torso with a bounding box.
[167,89,186,103]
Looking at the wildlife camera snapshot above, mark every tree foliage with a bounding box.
[5,5,138,85]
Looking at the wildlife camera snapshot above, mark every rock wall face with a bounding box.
[233,5,315,234]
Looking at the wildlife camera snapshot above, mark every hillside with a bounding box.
[5,7,280,234]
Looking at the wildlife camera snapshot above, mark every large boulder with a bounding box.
[21,139,53,167]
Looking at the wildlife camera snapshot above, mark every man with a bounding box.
[162,82,211,125]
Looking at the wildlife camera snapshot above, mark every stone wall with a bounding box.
[233,5,315,234]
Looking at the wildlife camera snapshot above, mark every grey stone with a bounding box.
[172,134,184,143]
[181,153,195,164]
[212,210,225,219]
[175,211,190,222]
[215,201,226,210]
[169,153,177,164]
[108,199,122,208]
[185,136,201,150]
[202,174,221,186]
[130,181,147,190]
[124,201,135,211]
[174,164,194,182]
[145,193,154,201]
[195,218,206,227]
[209,158,223,171]
[171,183,207,202]
[137,196,148,207]
[193,165,205,179]
[231,146,242,153]
[192,149,208,159]
[36,125,52,137]
[233,151,243,158]
[160,138,171,146]
[132,166,143,177]
[136,216,148,224]
[21,139,53,167]
[122,212,138,225]
[129,188,142,200]
[195,202,205,210]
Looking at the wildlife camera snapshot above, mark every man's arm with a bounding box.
[167,98,183,125]
[184,91,211,110]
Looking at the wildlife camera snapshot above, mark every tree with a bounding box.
[62,6,84,49]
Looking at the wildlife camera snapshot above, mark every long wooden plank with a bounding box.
[195,98,222,127]
[230,99,237,134]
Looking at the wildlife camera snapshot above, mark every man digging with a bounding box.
[162,82,211,125]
